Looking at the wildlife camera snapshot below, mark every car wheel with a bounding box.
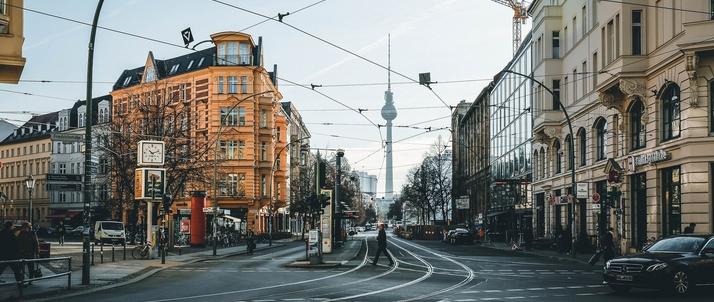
[610,285,630,294]
[672,271,689,295]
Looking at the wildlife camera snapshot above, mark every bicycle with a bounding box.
[132,242,153,259]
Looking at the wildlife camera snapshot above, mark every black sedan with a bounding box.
[447,228,474,245]
[603,234,714,295]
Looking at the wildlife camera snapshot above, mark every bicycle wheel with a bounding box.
[131,246,141,259]
[140,246,150,259]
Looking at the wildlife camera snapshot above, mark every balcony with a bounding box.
[216,54,252,66]
[533,109,564,131]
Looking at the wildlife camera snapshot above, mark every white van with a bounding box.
[94,221,126,244]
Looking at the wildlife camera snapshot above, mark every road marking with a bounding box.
[455,299,476,302]
[281,299,304,301]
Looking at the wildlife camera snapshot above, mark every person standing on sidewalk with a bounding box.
[246,229,255,255]
[57,221,66,246]
[372,224,394,266]
[0,221,23,284]
[16,222,39,279]
[589,227,616,265]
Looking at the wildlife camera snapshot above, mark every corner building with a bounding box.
[529,0,714,253]
[111,32,288,233]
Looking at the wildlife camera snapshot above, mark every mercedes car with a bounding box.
[603,235,714,295]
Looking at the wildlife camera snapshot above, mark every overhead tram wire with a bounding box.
[353,126,449,165]
[8,2,384,146]
[239,0,330,32]
[208,0,452,110]
[0,88,79,102]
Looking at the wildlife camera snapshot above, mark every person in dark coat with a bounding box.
[57,221,66,246]
[603,227,616,262]
[372,224,394,266]
[0,221,23,283]
[245,229,255,255]
[16,222,39,278]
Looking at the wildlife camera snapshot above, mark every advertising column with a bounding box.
[320,189,333,253]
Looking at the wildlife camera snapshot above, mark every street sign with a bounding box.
[181,27,194,46]
[576,183,588,199]
[592,192,601,204]
[456,196,469,209]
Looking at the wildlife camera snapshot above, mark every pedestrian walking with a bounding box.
[0,221,23,284]
[16,222,39,279]
[589,227,616,266]
[372,224,394,266]
[246,229,255,255]
[683,223,696,234]
[57,221,66,246]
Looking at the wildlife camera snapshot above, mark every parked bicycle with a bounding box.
[132,242,153,259]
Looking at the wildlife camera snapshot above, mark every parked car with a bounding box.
[93,221,126,244]
[603,234,714,295]
[356,226,366,232]
[447,228,473,245]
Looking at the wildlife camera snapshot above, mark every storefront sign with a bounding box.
[576,183,588,199]
[47,174,82,182]
[456,196,469,209]
[631,150,670,167]
[51,133,83,143]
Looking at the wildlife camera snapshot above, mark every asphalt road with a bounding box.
[68,231,713,302]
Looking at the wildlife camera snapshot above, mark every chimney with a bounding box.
[271,64,278,88]
[255,36,263,67]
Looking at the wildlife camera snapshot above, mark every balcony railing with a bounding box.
[217,54,252,66]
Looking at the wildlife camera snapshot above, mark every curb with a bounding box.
[479,244,591,266]
[26,244,285,302]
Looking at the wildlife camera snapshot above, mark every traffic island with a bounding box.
[286,238,363,268]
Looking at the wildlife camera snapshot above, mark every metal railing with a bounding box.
[216,54,252,66]
[0,256,72,297]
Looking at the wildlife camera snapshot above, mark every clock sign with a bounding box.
[137,140,165,166]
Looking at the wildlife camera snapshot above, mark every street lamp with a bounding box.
[211,90,276,256]
[498,69,577,258]
[25,175,36,227]
[268,137,311,246]
[334,149,344,244]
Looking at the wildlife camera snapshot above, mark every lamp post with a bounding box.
[25,175,36,227]
[267,137,311,246]
[498,69,577,258]
[334,149,344,244]
[211,90,275,256]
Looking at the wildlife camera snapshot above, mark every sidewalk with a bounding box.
[479,241,595,266]
[0,239,292,301]
[286,237,364,268]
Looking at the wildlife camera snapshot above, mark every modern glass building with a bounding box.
[488,33,533,240]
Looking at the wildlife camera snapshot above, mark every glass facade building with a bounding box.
[488,35,532,236]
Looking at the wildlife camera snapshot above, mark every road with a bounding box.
[70,231,712,302]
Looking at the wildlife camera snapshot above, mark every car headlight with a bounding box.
[646,263,668,272]
[605,260,612,270]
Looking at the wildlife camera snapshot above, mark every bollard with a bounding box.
[123,242,126,260]
[91,243,95,265]
[112,243,115,262]
[100,241,104,264]
[68,258,72,290]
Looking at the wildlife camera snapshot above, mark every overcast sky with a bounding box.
[0,0,530,197]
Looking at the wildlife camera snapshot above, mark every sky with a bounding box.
[0,0,530,197]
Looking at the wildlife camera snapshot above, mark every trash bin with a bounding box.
[39,241,51,258]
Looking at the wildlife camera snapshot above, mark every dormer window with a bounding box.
[217,41,238,65]
[187,60,194,70]
[145,66,157,82]
[123,76,131,86]
[197,57,205,67]
[169,64,180,75]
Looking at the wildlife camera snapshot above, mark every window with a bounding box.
[630,99,646,150]
[217,41,238,65]
[552,31,560,59]
[261,175,266,197]
[711,0,714,20]
[0,0,6,15]
[221,174,240,196]
[572,69,578,100]
[552,80,561,110]
[186,60,194,70]
[581,61,587,95]
[592,52,598,90]
[572,16,577,42]
[70,163,75,174]
[582,5,587,33]
[238,108,246,126]
[59,163,67,174]
[276,127,281,142]
[241,76,248,94]
[261,142,267,161]
[632,10,642,55]
[220,107,238,126]
[661,83,681,140]
[169,64,180,75]
[217,76,224,94]
[238,141,245,159]
[607,20,614,63]
[239,43,250,64]
[554,140,562,174]
[661,166,682,236]
[563,26,568,50]
[99,157,108,174]
[565,135,573,170]
[595,118,607,161]
[578,128,587,167]
[228,76,237,94]
[0,19,7,35]
[710,81,714,132]
[220,141,238,159]
[260,110,268,128]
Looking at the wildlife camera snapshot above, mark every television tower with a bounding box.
[381,35,397,203]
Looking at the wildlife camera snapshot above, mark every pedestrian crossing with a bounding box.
[164,268,339,274]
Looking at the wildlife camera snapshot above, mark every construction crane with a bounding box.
[491,0,530,54]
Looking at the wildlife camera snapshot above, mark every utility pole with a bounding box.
[334,149,344,244]
[83,0,104,285]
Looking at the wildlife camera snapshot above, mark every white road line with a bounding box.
[143,238,371,302]
[281,299,305,301]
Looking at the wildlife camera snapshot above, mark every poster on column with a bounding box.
[320,189,333,254]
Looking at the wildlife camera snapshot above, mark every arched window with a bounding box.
[661,83,680,140]
[577,128,587,167]
[630,99,646,150]
[540,147,546,178]
[533,150,539,179]
[595,118,608,161]
[565,135,573,171]
[554,140,562,174]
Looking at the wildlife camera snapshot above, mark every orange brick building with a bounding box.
[110,32,289,232]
